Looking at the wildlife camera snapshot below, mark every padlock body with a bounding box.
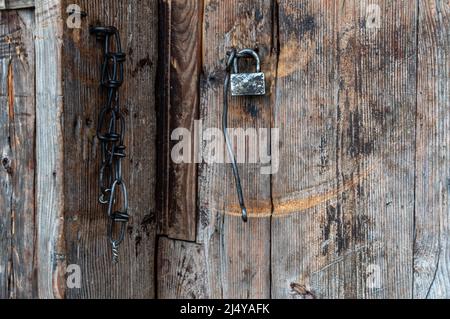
[230,72,266,96]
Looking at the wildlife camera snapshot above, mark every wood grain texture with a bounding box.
[414,0,450,299]
[35,0,66,299]
[157,237,208,299]
[0,9,35,299]
[157,0,276,299]
[157,0,202,242]
[271,0,417,299]
[0,0,35,10]
[1,0,450,300]
[62,0,158,299]
[195,0,276,298]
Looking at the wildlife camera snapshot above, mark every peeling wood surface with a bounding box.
[157,0,201,242]
[0,8,35,299]
[62,0,158,299]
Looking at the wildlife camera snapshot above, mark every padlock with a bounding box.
[230,49,266,96]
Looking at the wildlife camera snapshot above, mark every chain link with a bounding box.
[90,25,129,264]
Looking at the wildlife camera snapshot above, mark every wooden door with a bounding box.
[0,0,449,300]
[157,0,450,299]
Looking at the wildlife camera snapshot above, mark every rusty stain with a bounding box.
[220,165,374,219]
[131,55,152,77]
[224,202,273,218]
[274,167,372,216]
[278,38,315,78]
[7,60,14,121]
[53,260,66,300]
[72,28,81,43]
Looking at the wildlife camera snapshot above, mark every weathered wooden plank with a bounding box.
[270,0,339,299]
[35,0,66,299]
[0,9,35,299]
[62,0,157,299]
[0,0,34,10]
[157,0,276,299]
[272,0,417,299]
[157,237,208,299]
[194,0,275,298]
[0,10,15,300]
[35,0,65,298]
[157,0,202,242]
[0,8,14,299]
[414,0,450,299]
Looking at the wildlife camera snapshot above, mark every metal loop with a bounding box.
[90,26,116,40]
[99,162,113,202]
[107,180,128,220]
[232,48,261,74]
[97,107,119,142]
[226,48,237,72]
[101,54,124,88]
[105,29,123,55]
[108,219,127,248]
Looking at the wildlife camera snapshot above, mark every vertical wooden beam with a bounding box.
[414,0,450,299]
[195,0,275,298]
[271,0,339,299]
[157,0,202,242]
[272,0,418,298]
[35,0,66,299]
[62,0,158,298]
[0,8,36,299]
[158,0,276,298]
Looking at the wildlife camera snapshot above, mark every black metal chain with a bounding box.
[90,26,129,263]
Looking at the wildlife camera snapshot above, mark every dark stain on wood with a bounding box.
[131,54,153,77]
[2,156,12,175]
[347,111,374,158]
[245,103,259,118]
[156,0,202,242]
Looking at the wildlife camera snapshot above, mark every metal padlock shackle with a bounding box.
[232,49,261,74]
